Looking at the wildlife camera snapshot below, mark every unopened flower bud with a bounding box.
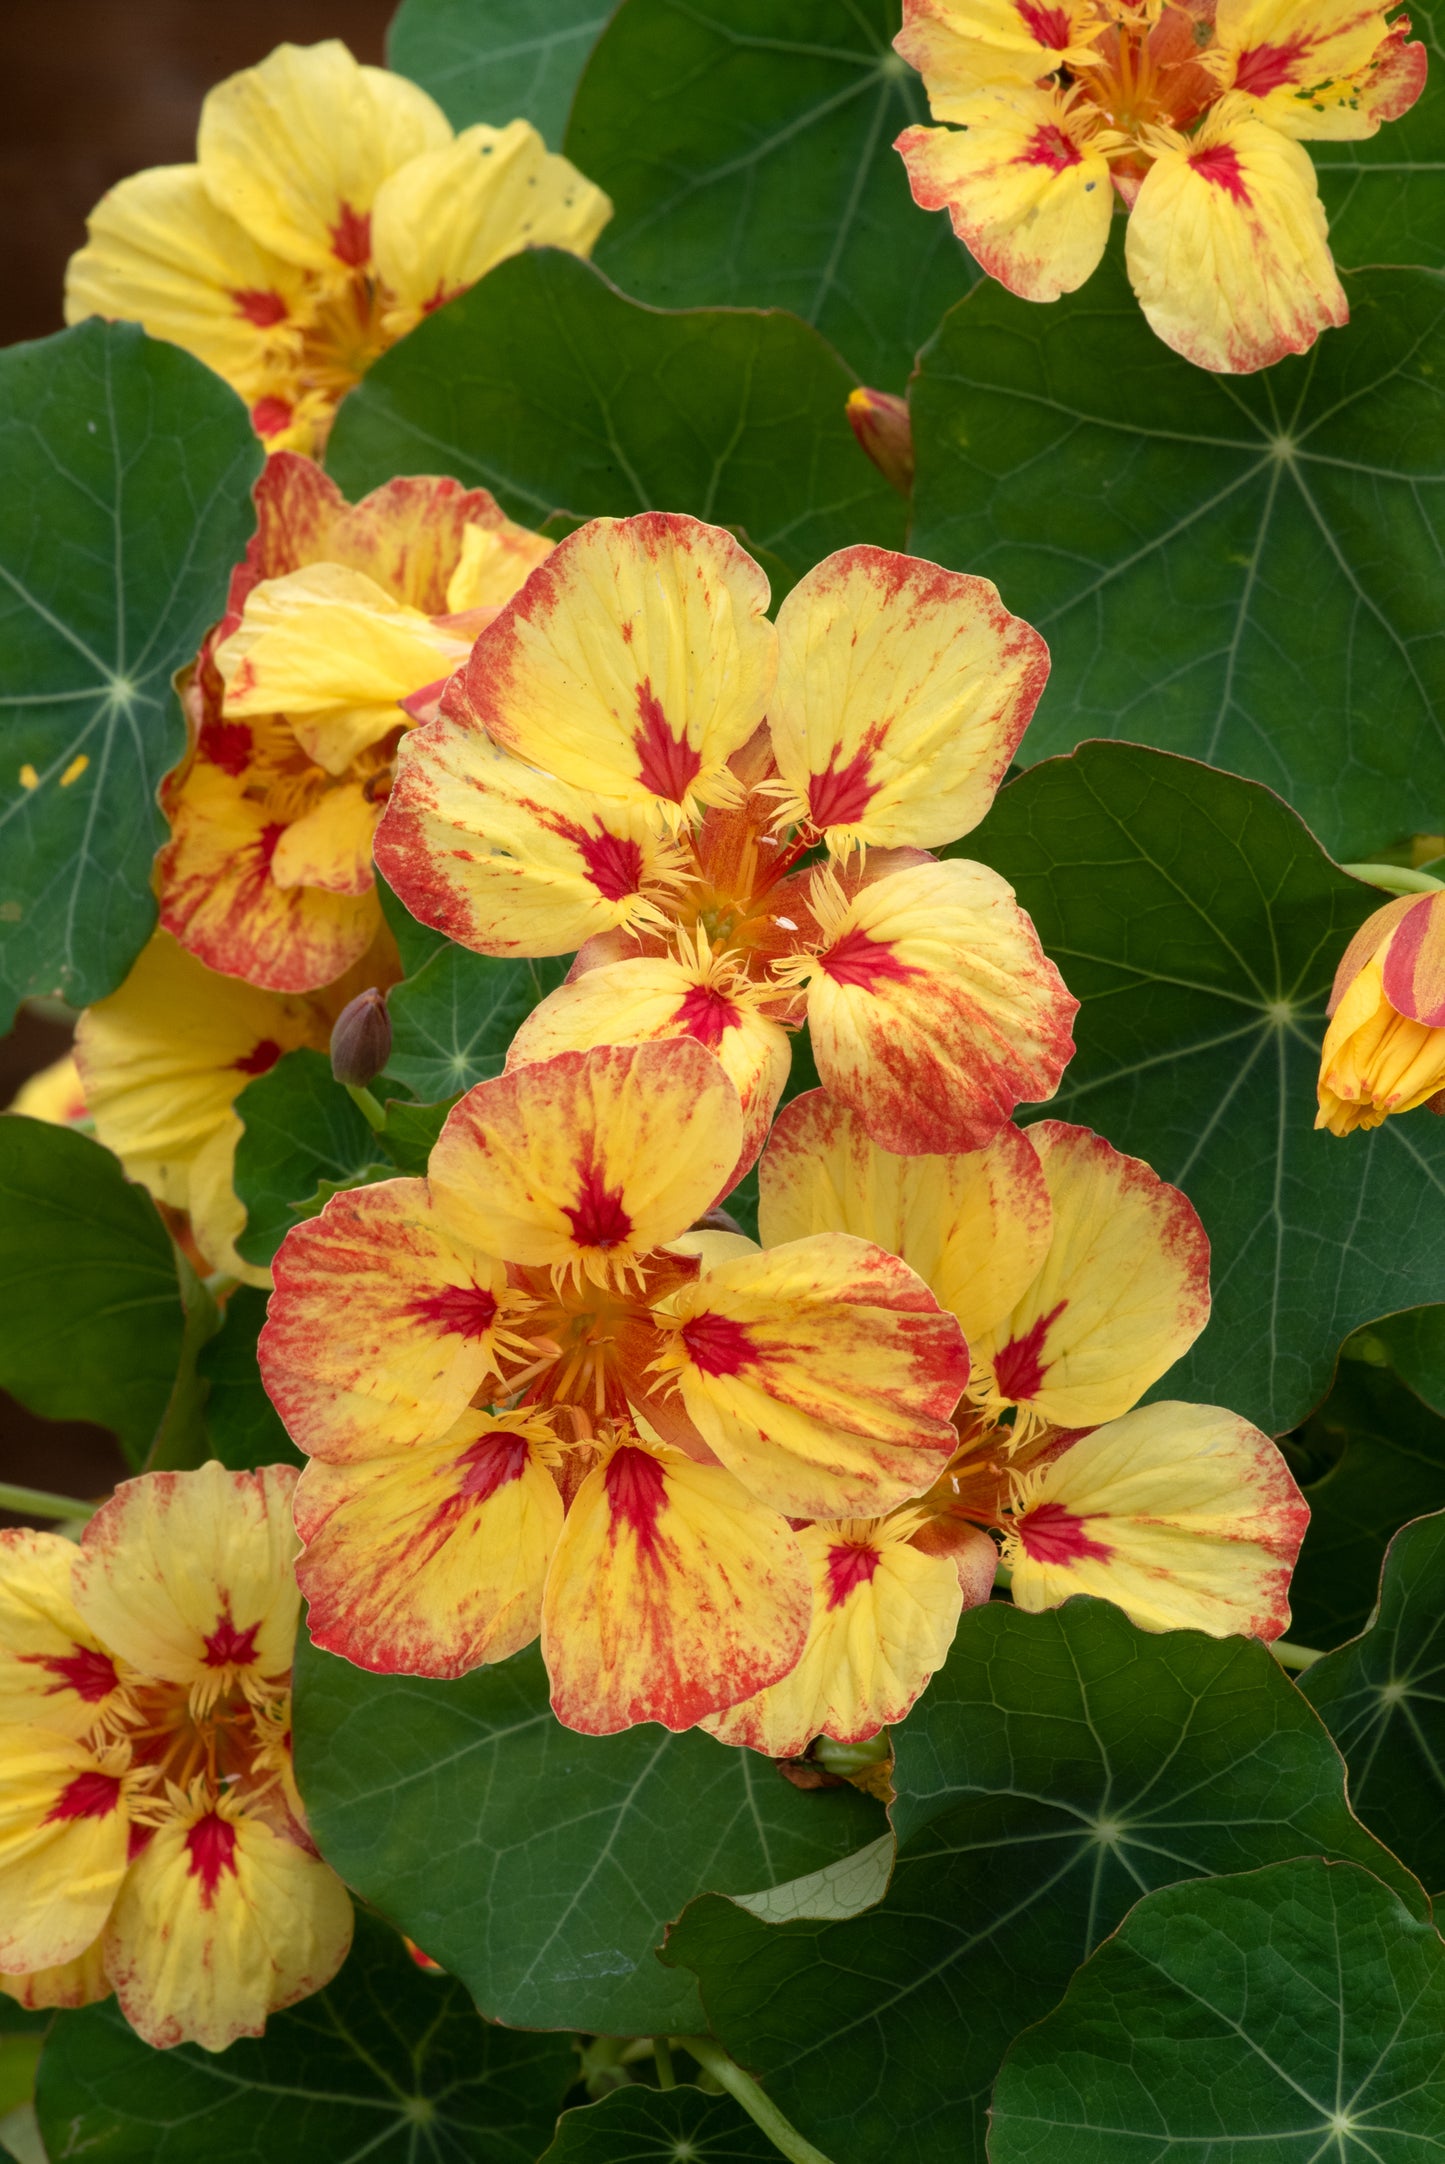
[330,987,392,1089]
[1317,889,1445,1135]
[845,386,914,496]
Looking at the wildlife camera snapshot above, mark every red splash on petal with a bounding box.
[1016,0,1072,44]
[808,740,881,829]
[258,820,287,869]
[411,1284,498,1338]
[1015,1500,1112,1565]
[564,1165,633,1250]
[634,678,701,803]
[230,287,289,328]
[329,203,372,267]
[198,717,254,777]
[674,980,740,1049]
[824,1540,881,1609]
[456,1429,531,1503]
[203,1615,261,1669]
[185,1812,240,1903]
[251,396,295,440]
[1190,143,1251,201]
[1018,123,1083,172]
[44,1769,123,1824]
[681,1311,757,1376]
[26,1645,118,1703]
[127,1821,155,1864]
[233,1038,283,1078]
[605,1444,666,1559]
[572,825,645,902]
[1232,37,1309,94]
[818,927,917,992]
[992,1300,1067,1402]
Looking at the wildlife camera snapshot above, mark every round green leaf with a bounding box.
[968,740,1445,1436]
[1316,0,1443,274]
[199,1286,303,1472]
[0,321,262,1026]
[386,948,569,1103]
[566,0,969,389]
[388,0,610,143]
[541,2084,780,2162]
[663,1599,1425,2164]
[233,1049,391,1267]
[34,1908,577,2163]
[912,257,1445,860]
[1366,1304,1445,1415]
[989,1857,1445,2162]
[292,1635,883,2036]
[326,248,904,592]
[1303,1509,1445,1898]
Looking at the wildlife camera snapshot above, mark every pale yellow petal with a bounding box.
[0,1532,123,1741]
[0,1733,130,1975]
[270,783,379,895]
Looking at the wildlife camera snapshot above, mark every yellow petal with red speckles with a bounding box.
[373,120,611,334]
[1215,0,1426,139]
[768,546,1049,852]
[376,722,682,957]
[895,0,1106,103]
[801,859,1077,1156]
[542,1437,810,1734]
[702,1517,965,1756]
[977,1121,1210,1427]
[453,514,775,820]
[897,96,1113,305]
[1003,1401,1308,1638]
[261,1178,511,1462]
[758,1091,1052,1345]
[71,1463,300,1699]
[0,1532,124,1741]
[196,40,450,275]
[1125,106,1347,373]
[660,1233,969,1520]
[0,1936,111,2013]
[103,1793,352,2051]
[269,781,378,895]
[508,956,791,1190]
[293,1410,565,1678]
[428,1041,742,1281]
[0,1732,131,1975]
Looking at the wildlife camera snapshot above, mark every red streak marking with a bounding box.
[564,1165,633,1250]
[186,1812,239,1902]
[329,202,372,267]
[1015,1501,1113,1565]
[1016,0,1072,44]
[1189,143,1251,201]
[674,981,740,1049]
[198,717,253,777]
[573,825,645,902]
[1382,891,1445,1027]
[606,1445,667,1559]
[230,287,288,328]
[44,1769,123,1824]
[633,678,702,803]
[203,1615,261,1669]
[251,397,295,440]
[818,927,916,992]
[27,1645,118,1703]
[411,1284,498,1339]
[258,820,287,870]
[992,1300,1067,1402]
[127,1821,155,1864]
[681,1311,757,1377]
[1232,38,1309,94]
[1019,123,1083,172]
[808,743,879,829]
[456,1429,531,1503]
[825,1541,881,1609]
[233,1038,283,1078]
[421,281,463,315]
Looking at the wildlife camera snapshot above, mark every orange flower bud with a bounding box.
[845,386,914,496]
[1317,889,1445,1135]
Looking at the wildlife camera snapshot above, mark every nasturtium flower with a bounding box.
[160,451,551,994]
[64,40,612,452]
[74,927,395,1286]
[258,1039,971,1734]
[8,1055,88,1128]
[1317,888,1445,1134]
[894,0,1426,371]
[713,1091,1308,1754]
[0,1464,351,2047]
[376,512,1076,1167]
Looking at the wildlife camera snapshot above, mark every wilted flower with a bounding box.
[894,0,1426,371]
[0,1464,351,2047]
[65,40,611,451]
[1317,887,1445,1135]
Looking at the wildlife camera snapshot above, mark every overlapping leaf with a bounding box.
[541,2084,779,2162]
[989,1859,1445,2161]
[291,1635,882,2036]
[664,1599,1421,2164]
[1366,1304,1445,1414]
[967,741,1445,1435]
[388,0,608,142]
[566,0,969,388]
[199,1286,302,1472]
[232,1050,388,1268]
[0,322,261,1026]
[912,257,1445,860]
[386,948,568,1103]
[327,248,904,591]
[1315,0,1444,273]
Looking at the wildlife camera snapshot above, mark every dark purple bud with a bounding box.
[330,988,392,1088]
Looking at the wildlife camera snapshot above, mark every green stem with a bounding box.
[1272,1640,1325,1672]
[1340,862,1445,896]
[346,1083,389,1134]
[0,1482,97,1523]
[673,2040,836,2164]
[653,2037,676,2090]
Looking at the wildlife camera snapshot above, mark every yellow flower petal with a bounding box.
[1004,1401,1308,1638]
[1215,0,1425,139]
[768,545,1049,852]
[758,1091,1052,1345]
[702,1517,966,1757]
[0,1531,123,1742]
[660,1233,969,1520]
[800,858,1077,1155]
[293,1410,565,1677]
[196,40,450,275]
[8,1053,87,1127]
[373,120,611,331]
[977,1120,1211,1428]
[261,1178,512,1462]
[444,515,554,614]
[541,1436,811,1734]
[269,781,379,895]
[428,1042,743,1283]
[103,1794,353,2051]
[186,1113,271,1291]
[1125,106,1347,372]
[897,96,1114,304]
[0,1731,131,1975]
[455,513,776,821]
[71,1464,300,1702]
[895,0,1106,104]
[0,1935,111,2013]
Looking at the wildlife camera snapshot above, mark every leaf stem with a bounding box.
[653,2036,676,2089]
[1339,862,1445,896]
[673,2039,836,2163]
[1272,1639,1325,1672]
[0,1482,97,1523]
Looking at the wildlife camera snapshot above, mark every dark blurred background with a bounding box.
[1,1,393,1511]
